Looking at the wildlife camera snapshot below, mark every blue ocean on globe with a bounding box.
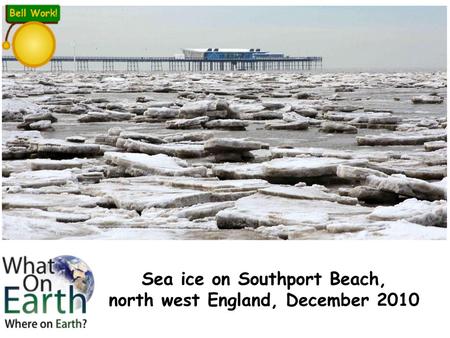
[53,255,95,301]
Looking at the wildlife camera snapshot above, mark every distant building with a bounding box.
[182,48,285,60]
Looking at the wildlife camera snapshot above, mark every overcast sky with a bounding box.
[2,6,447,70]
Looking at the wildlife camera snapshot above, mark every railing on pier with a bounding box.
[2,55,323,72]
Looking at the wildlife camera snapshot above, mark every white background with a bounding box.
[1,0,449,337]
[0,241,449,337]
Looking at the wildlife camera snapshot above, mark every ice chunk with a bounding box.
[260,185,358,205]
[368,160,446,180]
[176,201,235,220]
[263,157,368,178]
[205,138,267,154]
[166,116,209,129]
[118,138,205,158]
[320,121,357,134]
[2,214,99,240]
[78,111,134,122]
[104,152,207,177]
[3,193,102,209]
[216,193,371,229]
[336,165,387,181]
[4,169,77,188]
[212,163,266,179]
[369,198,446,227]
[179,100,217,118]
[81,178,212,212]
[424,140,447,151]
[265,120,309,130]
[357,129,446,146]
[204,119,248,130]
[366,174,446,201]
[412,95,444,104]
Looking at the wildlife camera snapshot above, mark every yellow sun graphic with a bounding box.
[9,21,56,67]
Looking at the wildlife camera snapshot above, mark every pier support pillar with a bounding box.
[76,60,89,72]
[51,60,63,72]
[103,60,114,71]
[127,61,139,72]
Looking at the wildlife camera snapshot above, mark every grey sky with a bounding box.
[2,6,447,70]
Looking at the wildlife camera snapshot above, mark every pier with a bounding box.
[1,55,322,72]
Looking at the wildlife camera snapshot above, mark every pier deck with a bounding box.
[2,55,322,72]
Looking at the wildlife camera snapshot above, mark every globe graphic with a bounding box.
[52,255,95,301]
